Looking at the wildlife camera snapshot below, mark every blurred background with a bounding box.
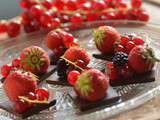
[0,0,21,19]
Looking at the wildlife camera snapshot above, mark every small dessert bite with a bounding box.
[2,69,56,118]
[45,29,78,64]
[69,69,120,111]
[20,46,50,75]
[106,45,159,86]
[93,26,121,55]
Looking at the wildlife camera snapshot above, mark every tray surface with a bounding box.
[0,20,160,120]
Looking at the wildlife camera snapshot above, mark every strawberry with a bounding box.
[74,69,109,102]
[94,26,120,54]
[45,29,64,51]
[3,70,38,102]
[63,47,90,66]
[128,45,159,74]
[20,46,50,75]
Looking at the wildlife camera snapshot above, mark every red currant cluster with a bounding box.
[0,0,149,39]
[114,33,144,54]
[15,88,49,113]
[1,58,21,78]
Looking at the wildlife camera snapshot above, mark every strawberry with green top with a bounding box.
[3,70,38,102]
[74,69,109,102]
[129,45,159,74]
[20,46,50,75]
[94,26,120,55]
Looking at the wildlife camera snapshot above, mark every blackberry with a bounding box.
[113,52,128,67]
[56,59,70,80]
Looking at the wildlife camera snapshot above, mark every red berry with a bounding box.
[71,13,83,24]
[12,58,21,68]
[53,0,65,10]
[120,36,130,46]
[23,20,40,33]
[138,10,149,22]
[15,99,31,114]
[30,5,44,20]
[21,12,32,26]
[7,21,21,38]
[120,65,134,79]
[63,33,75,48]
[35,88,49,101]
[42,0,53,9]
[106,63,120,80]
[132,37,144,45]
[91,1,106,11]
[1,64,13,78]
[75,60,86,69]
[114,44,126,53]
[40,11,53,30]
[27,92,37,100]
[67,70,80,86]
[66,0,77,10]
[126,41,135,54]
[86,12,100,21]
[131,0,142,8]
[52,18,61,28]
[0,20,8,33]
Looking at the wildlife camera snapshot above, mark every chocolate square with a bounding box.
[68,87,121,111]
[110,70,156,87]
[0,99,56,119]
[92,54,113,61]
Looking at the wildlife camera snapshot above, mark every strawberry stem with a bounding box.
[60,56,84,72]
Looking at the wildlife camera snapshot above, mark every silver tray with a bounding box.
[0,20,160,120]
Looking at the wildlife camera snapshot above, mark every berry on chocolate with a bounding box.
[20,46,50,75]
[112,52,128,67]
[129,45,159,74]
[1,64,13,78]
[74,69,109,102]
[94,26,120,54]
[68,70,80,86]
[3,70,38,102]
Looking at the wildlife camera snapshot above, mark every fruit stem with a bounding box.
[60,56,84,72]
[18,96,49,104]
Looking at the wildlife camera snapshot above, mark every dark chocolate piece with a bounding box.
[68,87,121,111]
[46,72,71,86]
[0,99,56,119]
[92,54,113,61]
[21,99,56,119]
[110,70,155,87]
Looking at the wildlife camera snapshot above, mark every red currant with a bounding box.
[7,21,21,38]
[71,13,83,24]
[12,58,21,68]
[120,36,130,46]
[131,0,142,9]
[91,1,106,11]
[35,88,49,101]
[138,10,149,22]
[53,0,65,10]
[75,60,86,69]
[1,64,13,78]
[66,0,77,11]
[30,5,44,20]
[114,44,125,53]
[42,0,53,9]
[52,18,61,28]
[27,92,37,100]
[126,41,135,54]
[132,37,144,45]
[40,11,53,29]
[63,33,75,48]
[21,12,32,26]
[0,20,8,33]
[86,12,100,21]
[106,63,120,80]
[67,70,80,86]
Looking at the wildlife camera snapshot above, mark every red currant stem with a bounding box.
[18,96,49,104]
[60,56,84,72]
